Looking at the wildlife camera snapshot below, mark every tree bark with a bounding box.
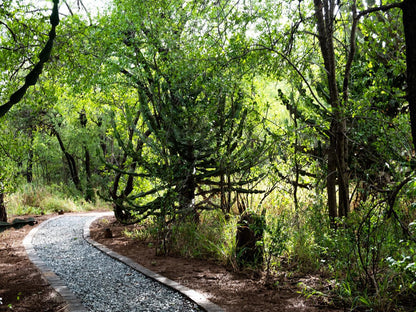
[402,0,416,151]
[314,0,350,221]
[327,122,338,224]
[26,129,34,183]
[80,110,94,201]
[0,183,6,222]
[53,129,82,191]
[0,0,59,118]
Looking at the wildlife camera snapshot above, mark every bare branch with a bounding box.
[0,21,18,42]
[342,0,358,106]
[357,2,403,20]
[0,0,60,118]
[254,43,329,114]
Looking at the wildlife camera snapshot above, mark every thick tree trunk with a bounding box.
[402,0,416,151]
[236,212,265,267]
[177,143,197,220]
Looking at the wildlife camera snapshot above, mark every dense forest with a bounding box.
[1,0,416,310]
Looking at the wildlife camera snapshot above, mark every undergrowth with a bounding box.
[120,187,416,312]
[170,210,237,265]
[5,183,111,216]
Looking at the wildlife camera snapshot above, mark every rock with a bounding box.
[104,228,113,238]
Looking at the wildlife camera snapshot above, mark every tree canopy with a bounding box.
[1,0,416,309]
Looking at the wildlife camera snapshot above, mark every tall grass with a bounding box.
[5,183,111,217]
[112,182,416,311]
[170,210,237,265]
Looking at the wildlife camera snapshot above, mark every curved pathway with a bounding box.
[23,213,223,312]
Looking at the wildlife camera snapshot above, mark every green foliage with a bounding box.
[0,0,59,117]
[171,210,237,264]
[264,212,289,273]
[123,209,237,264]
[97,0,272,226]
[6,183,110,216]
[1,1,415,310]
[308,200,416,311]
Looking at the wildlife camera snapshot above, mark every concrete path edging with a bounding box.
[24,212,224,312]
[84,216,225,312]
[23,213,102,312]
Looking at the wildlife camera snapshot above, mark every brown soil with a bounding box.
[0,214,67,312]
[90,216,342,312]
[0,213,342,312]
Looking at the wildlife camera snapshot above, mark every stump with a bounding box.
[104,228,113,238]
[0,190,6,223]
[236,212,265,267]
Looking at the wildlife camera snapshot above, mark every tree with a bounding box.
[0,0,60,221]
[92,0,271,230]
[0,0,60,117]
[402,0,416,151]
[313,0,351,221]
[0,119,23,222]
[255,0,411,225]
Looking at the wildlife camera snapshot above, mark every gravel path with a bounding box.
[30,214,203,312]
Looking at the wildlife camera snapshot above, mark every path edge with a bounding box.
[84,215,224,312]
[22,213,107,312]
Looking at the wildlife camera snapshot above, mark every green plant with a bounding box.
[6,183,111,217]
[386,239,416,292]
[264,212,289,275]
[123,227,152,242]
[169,210,236,265]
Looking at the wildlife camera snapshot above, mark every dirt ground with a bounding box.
[90,216,341,312]
[0,213,341,312]
[0,214,67,312]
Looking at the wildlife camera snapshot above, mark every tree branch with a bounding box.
[254,44,329,113]
[0,21,18,43]
[342,1,358,106]
[0,0,60,118]
[357,2,403,20]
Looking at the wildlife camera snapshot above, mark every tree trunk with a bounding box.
[26,129,34,183]
[327,122,338,225]
[314,0,350,221]
[236,212,265,267]
[84,147,93,201]
[402,0,416,151]
[80,110,94,201]
[111,129,151,223]
[0,183,6,222]
[177,142,197,220]
[337,118,349,217]
[54,129,82,191]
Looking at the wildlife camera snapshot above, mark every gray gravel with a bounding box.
[31,215,203,312]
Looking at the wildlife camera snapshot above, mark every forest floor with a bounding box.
[0,214,67,312]
[90,215,342,312]
[0,212,342,312]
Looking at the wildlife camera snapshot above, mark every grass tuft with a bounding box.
[5,183,111,217]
